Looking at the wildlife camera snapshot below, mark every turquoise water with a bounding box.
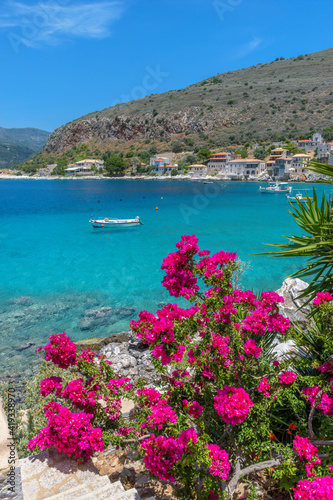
[0,180,326,377]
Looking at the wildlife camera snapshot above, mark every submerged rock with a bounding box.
[276,278,310,323]
[16,342,35,352]
[78,307,135,331]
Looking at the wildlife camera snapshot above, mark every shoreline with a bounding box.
[0,174,318,182]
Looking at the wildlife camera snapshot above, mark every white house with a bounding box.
[225,159,266,177]
[75,159,104,170]
[65,158,104,176]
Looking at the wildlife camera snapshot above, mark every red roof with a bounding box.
[298,140,310,143]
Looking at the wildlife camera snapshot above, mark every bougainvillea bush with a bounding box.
[29,235,333,499]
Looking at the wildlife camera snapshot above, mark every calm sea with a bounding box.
[0,180,327,377]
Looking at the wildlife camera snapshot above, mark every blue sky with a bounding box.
[0,0,332,133]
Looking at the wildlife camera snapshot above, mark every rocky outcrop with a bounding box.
[276,278,310,323]
[42,110,234,155]
[99,332,155,386]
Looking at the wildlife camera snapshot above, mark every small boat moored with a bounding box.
[286,191,313,203]
[89,216,142,228]
[259,182,292,194]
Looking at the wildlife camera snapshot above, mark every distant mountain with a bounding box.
[0,142,35,169]
[43,48,333,155]
[0,127,50,169]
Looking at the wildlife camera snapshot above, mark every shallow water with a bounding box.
[0,179,327,377]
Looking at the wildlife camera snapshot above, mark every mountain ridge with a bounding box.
[40,48,333,155]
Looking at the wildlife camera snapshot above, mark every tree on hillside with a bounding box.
[235,147,248,159]
[185,155,197,165]
[172,141,183,153]
[197,148,211,161]
[323,127,333,142]
[104,155,126,175]
[253,146,266,160]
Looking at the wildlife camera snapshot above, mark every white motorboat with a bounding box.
[259,182,292,193]
[89,216,142,228]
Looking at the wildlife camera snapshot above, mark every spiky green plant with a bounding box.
[260,156,333,302]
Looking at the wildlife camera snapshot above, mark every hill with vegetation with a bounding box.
[14,48,333,173]
[0,127,50,169]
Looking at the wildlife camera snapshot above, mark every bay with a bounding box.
[0,179,327,377]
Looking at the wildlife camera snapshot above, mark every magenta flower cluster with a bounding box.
[293,435,321,477]
[313,291,333,305]
[279,371,297,385]
[214,385,254,425]
[206,444,231,480]
[294,476,333,499]
[28,402,104,462]
[38,332,77,369]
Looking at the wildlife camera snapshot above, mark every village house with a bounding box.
[65,159,104,176]
[76,159,104,170]
[225,159,266,177]
[154,162,178,175]
[187,164,208,176]
[150,156,172,167]
[207,152,231,174]
[297,133,323,153]
[317,142,333,162]
[273,157,293,179]
[290,154,312,178]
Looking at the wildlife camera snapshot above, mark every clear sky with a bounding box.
[0,0,332,133]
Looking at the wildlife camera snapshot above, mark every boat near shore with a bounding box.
[259,182,292,193]
[89,216,142,228]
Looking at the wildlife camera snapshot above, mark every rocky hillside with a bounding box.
[44,48,333,155]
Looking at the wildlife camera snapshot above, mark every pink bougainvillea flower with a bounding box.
[214,386,253,425]
[293,476,333,499]
[206,444,230,480]
[41,333,77,369]
[258,377,271,397]
[279,371,297,385]
[313,292,333,305]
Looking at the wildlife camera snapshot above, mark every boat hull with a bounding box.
[91,221,141,228]
[259,188,292,193]
[89,217,142,228]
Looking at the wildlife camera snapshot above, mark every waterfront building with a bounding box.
[273,157,293,179]
[75,159,104,170]
[290,154,311,178]
[207,152,231,174]
[225,159,266,177]
[187,164,208,176]
[65,159,104,175]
